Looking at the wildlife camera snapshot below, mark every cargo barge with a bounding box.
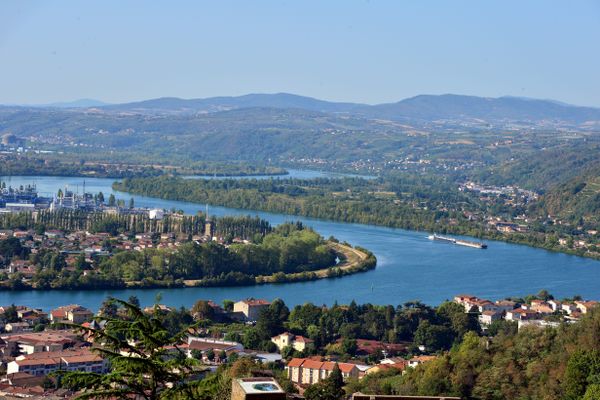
[428,234,487,249]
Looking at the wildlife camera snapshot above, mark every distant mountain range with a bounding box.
[95,93,600,124]
[24,99,111,108]
[4,93,600,124]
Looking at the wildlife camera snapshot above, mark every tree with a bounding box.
[205,349,215,361]
[3,304,19,323]
[98,299,118,318]
[255,299,289,339]
[583,384,600,400]
[108,194,116,207]
[129,198,135,209]
[97,192,105,204]
[304,363,345,400]
[128,295,141,308]
[75,253,89,271]
[340,338,358,356]
[191,349,202,360]
[413,320,454,351]
[55,298,202,400]
[0,237,29,260]
[191,300,215,320]
[223,300,234,312]
[564,350,600,400]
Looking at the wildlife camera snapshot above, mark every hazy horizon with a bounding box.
[5,92,600,110]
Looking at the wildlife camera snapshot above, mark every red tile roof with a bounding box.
[287,358,305,368]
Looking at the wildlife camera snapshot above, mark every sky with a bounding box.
[1,1,600,106]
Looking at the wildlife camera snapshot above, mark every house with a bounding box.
[506,308,538,321]
[2,331,78,355]
[44,230,64,238]
[50,304,93,324]
[366,362,407,375]
[5,322,31,333]
[2,372,47,388]
[286,358,361,385]
[479,310,503,326]
[547,300,562,311]
[271,332,314,352]
[528,300,554,315]
[494,300,517,312]
[379,357,407,365]
[187,337,243,360]
[6,349,107,376]
[575,300,599,314]
[407,355,437,368]
[453,295,479,312]
[561,303,578,315]
[233,298,271,321]
[472,299,498,313]
[352,339,407,357]
[453,295,496,313]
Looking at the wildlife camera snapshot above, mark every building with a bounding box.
[453,295,497,313]
[6,349,107,376]
[50,304,93,324]
[233,298,271,321]
[506,308,538,321]
[561,303,578,315]
[231,377,285,400]
[575,300,599,314]
[366,360,408,375]
[408,355,437,368]
[547,300,562,311]
[271,332,314,352]
[149,209,164,220]
[479,310,503,326]
[286,358,361,385]
[527,300,554,315]
[494,300,517,312]
[187,337,243,360]
[205,219,215,239]
[1,331,78,355]
[4,322,31,333]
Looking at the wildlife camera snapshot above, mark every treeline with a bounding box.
[114,175,600,260]
[0,157,164,179]
[0,210,271,239]
[0,156,288,179]
[2,222,340,290]
[112,176,448,231]
[99,223,336,286]
[349,307,600,400]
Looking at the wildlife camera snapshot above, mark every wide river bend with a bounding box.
[1,171,598,311]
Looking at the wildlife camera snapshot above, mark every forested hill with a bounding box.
[538,167,600,225]
[98,93,600,123]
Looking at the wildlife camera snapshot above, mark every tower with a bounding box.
[204,205,214,239]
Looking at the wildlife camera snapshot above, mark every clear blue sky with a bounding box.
[1,1,600,106]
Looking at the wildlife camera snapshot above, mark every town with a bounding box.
[0,292,596,399]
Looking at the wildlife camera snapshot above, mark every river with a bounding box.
[0,172,599,311]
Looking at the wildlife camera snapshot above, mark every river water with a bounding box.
[1,172,598,311]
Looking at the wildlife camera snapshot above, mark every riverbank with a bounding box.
[112,178,600,262]
[179,242,376,287]
[1,173,599,310]
[0,159,288,180]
